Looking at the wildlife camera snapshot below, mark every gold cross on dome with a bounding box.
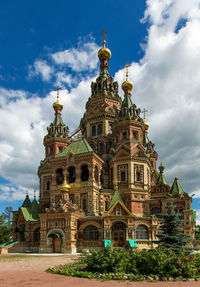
[101,30,107,47]
[123,63,131,80]
[55,85,61,101]
[141,108,148,121]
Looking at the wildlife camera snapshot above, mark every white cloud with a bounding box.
[115,0,200,198]
[51,42,99,72]
[28,60,53,81]
[0,77,95,201]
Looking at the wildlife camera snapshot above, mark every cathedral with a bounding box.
[12,37,196,253]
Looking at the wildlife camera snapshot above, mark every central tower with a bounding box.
[80,36,122,159]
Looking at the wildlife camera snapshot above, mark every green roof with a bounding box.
[22,194,32,208]
[157,173,168,185]
[20,198,42,222]
[121,94,133,110]
[56,138,93,157]
[170,176,184,195]
[109,189,125,209]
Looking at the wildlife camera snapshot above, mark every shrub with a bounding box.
[47,248,200,281]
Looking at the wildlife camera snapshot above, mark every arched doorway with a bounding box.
[47,231,63,253]
[112,222,126,247]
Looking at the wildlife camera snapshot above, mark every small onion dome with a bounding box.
[98,41,111,61]
[122,79,134,92]
[60,180,70,192]
[158,162,165,173]
[53,99,63,112]
[144,121,149,130]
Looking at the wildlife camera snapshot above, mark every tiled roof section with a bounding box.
[22,194,32,208]
[121,94,133,110]
[156,162,168,185]
[20,198,42,222]
[170,176,184,195]
[109,189,125,209]
[56,138,93,157]
[157,173,168,185]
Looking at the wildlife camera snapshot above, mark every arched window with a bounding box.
[97,124,103,135]
[68,166,76,183]
[99,143,104,153]
[81,165,89,181]
[136,225,149,239]
[122,132,127,140]
[83,225,99,241]
[46,181,50,191]
[136,171,141,181]
[94,166,99,182]
[33,227,40,242]
[151,207,161,215]
[100,170,104,184]
[56,168,64,185]
[121,171,126,182]
[92,125,96,136]
[105,200,109,211]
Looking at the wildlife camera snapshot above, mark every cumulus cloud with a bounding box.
[0,77,95,200]
[51,42,99,72]
[28,60,53,81]
[115,0,200,199]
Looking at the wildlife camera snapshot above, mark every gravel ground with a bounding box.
[0,254,199,287]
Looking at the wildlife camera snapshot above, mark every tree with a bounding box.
[157,201,190,253]
[2,206,13,231]
[0,206,13,244]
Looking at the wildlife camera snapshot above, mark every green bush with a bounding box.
[47,248,200,281]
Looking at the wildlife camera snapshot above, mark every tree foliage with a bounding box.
[0,206,13,244]
[157,201,190,253]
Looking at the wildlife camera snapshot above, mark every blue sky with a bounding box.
[0,0,200,223]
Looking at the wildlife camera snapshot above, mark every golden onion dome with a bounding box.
[98,40,111,61]
[122,79,134,92]
[60,180,70,192]
[144,121,149,130]
[53,99,63,111]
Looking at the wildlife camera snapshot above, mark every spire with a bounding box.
[121,63,133,93]
[157,162,168,185]
[141,108,149,130]
[117,63,137,118]
[108,189,124,209]
[22,191,32,208]
[98,30,111,63]
[47,86,69,136]
[170,175,184,195]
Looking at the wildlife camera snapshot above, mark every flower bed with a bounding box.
[46,248,200,281]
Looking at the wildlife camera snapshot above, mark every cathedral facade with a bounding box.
[12,39,195,253]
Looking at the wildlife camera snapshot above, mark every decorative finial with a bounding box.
[101,30,107,47]
[141,108,148,122]
[159,161,165,173]
[175,171,178,180]
[26,190,28,196]
[123,63,131,81]
[55,85,61,101]
[34,190,36,199]
[53,86,63,112]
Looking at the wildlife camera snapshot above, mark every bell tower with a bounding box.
[44,86,71,157]
[80,31,122,157]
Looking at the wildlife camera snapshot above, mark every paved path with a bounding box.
[0,254,199,287]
